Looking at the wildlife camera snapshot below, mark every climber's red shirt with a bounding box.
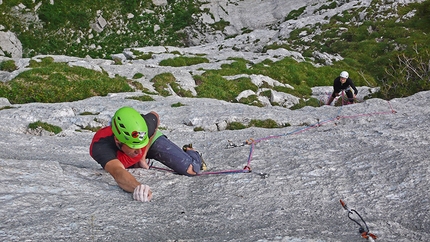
[90,126,148,168]
[89,112,159,169]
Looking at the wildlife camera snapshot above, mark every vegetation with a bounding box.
[0,57,133,104]
[151,73,177,97]
[0,0,429,107]
[150,72,194,97]
[126,95,155,102]
[192,56,373,107]
[0,60,18,72]
[0,0,203,58]
[193,126,205,132]
[79,111,100,115]
[226,119,289,130]
[195,73,258,102]
[132,73,144,79]
[290,98,321,110]
[171,102,186,107]
[211,19,230,31]
[28,121,62,134]
[131,50,153,60]
[285,0,430,99]
[0,106,13,111]
[76,124,102,132]
[286,6,306,21]
[159,56,210,67]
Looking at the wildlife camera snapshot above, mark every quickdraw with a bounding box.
[340,199,377,241]
[225,138,255,149]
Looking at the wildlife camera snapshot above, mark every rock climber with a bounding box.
[327,71,358,105]
[89,106,206,202]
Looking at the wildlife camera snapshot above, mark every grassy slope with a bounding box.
[0,0,429,104]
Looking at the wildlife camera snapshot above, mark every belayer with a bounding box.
[327,71,358,105]
[89,106,206,202]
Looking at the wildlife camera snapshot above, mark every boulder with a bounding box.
[152,0,168,6]
[0,31,23,58]
[0,97,11,108]
[270,89,300,108]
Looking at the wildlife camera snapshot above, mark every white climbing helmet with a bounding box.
[340,71,349,78]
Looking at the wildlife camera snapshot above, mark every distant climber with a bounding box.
[327,71,358,105]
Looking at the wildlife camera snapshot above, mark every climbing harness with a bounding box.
[340,199,378,241]
[320,89,359,106]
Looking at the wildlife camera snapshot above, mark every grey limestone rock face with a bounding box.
[0,1,428,240]
[0,90,429,241]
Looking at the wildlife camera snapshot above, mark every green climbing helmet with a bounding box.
[111,106,149,149]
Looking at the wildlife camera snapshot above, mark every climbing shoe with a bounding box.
[182,143,207,171]
[199,152,207,171]
[182,143,193,152]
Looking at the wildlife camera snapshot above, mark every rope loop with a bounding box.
[147,99,396,180]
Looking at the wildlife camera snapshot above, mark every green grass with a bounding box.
[286,6,306,20]
[28,121,62,134]
[194,74,257,102]
[211,19,230,31]
[0,60,17,72]
[76,125,102,132]
[132,73,144,79]
[1,0,429,105]
[126,95,155,102]
[0,0,202,58]
[0,106,13,111]
[238,95,265,107]
[151,73,176,97]
[226,119,289,130]
[159,56,210,67]
[191,56,377,107]
[79,111,100,115]
[193,126,205,132]
[149,72,194,97]
[171,102,186,107]
[290,98,321,110]
[285,0,430,99]
[0,57,133,104]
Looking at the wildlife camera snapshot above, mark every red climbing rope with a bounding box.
[148,100,397,176]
